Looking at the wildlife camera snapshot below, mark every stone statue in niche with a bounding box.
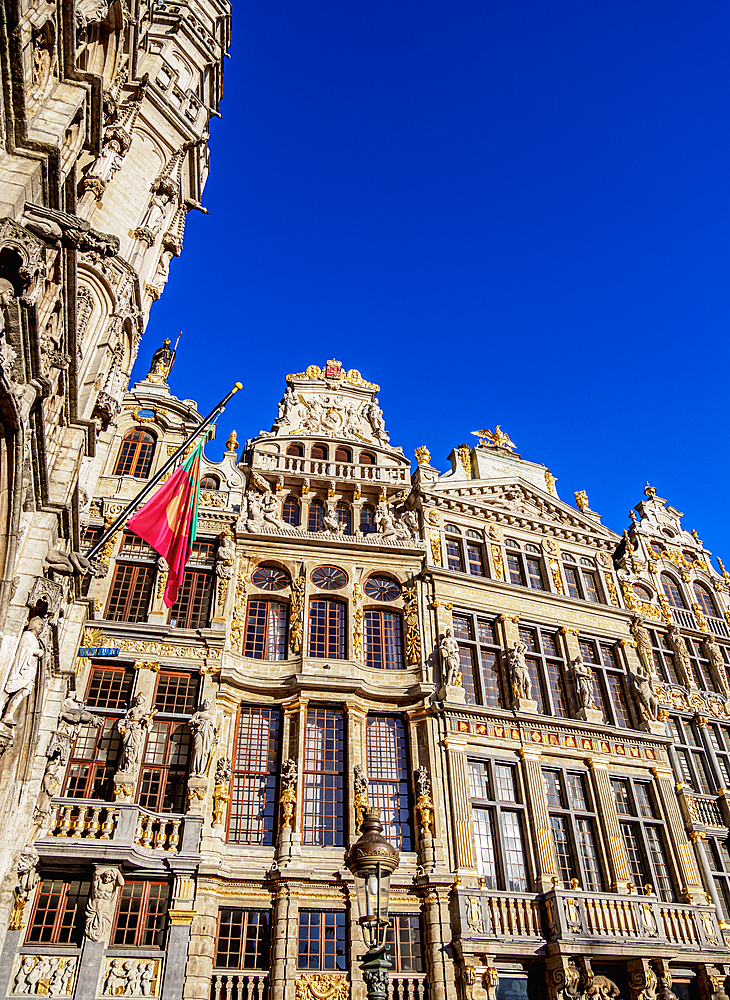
[216,530,235,580]
[138,192,168,238]
[439,629,462,686]
[85,866,124,942]
[0,617,46,728]
[116,693,155,775]
[507,640,532,702]
[571,655,597,710]
[188,699,217,777]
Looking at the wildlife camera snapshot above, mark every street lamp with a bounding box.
[345,808,400,1000]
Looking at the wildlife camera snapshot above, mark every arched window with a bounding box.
[335,502,351,535]
[335,447,352,463]
[634,583,653,602]
[359,452,375,465]
[694,582,717,619]
[308,499,325,533]
[308,599,346,658]
[364,610,405,669]
[243,600,288,660]
[445,523,461,534]
[113,429,156,478]
[282,496,300,526]
[360,504,376,535]
[311,444,328,460]
[562,554,602,603]
[505,540,545,591]
[286,444,304,457]
[200,475,220,490]
[662,575,685,609]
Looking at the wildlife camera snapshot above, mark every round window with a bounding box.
[311,565,348,590]
[364,576,401,601]
[252,566,291,591]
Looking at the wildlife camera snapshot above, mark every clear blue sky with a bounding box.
[135,0,730,561]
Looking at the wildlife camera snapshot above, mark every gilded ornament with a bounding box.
[544,468,558,496]
[96,516,116,566]
[286,359,379,393]
[352,583,363,660]
[403,585,421,666]
[603,572,620,607]
[295,974,349,1000]
[217,579,228,608]
[491,544,504,581]
[8,896,26,931]
[574,490,589,512]
[290,568,306,654]
[430,527,442,566]
[353,483,361,500]
[427,509,440,526]
[353,764,368,831]
[692,602,709,631]
[133,660,160,672]
[456,444,472,479]
[225,430,238,452]
[471,425,516,452]
[276,474,284,492]
[549,559,564,595]
[302,478,310,495]
[414,446,431,466]
[156,567,168,601]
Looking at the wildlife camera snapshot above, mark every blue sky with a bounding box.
[135,0,730,560]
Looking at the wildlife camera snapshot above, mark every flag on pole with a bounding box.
[127,440,204,607]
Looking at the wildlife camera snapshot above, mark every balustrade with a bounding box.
[483,894,543,938]
[51,803,117,839]
[44,800,186,852]
[133,812,182,851]
[671,607,698,631]
[389,975,427,1000]
[707,616,730,639]
[211,972,269,1000]
[278,455,407,483]
[693,794,725,828]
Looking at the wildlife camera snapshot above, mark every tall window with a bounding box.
[308,599,346,659]
[335,502,351,534]
[445,525,464,572]
[298,911,346,970]
[62,665,130,799]
[611,777,675,901]
[228,707,280,845]
[708,724,730,788]
[113,429,156,478]
[308,499,325,533]
[282,496,300,526]
[137,720,190,812]
[154,671,199,714]
[648,628,682,686]
[543,770,604,891]
[367,716,412,850]
[451,613,503,708]
[578,638,635,728]
[168,540,215,629]
[662,575,686,608]
[244,600,288,660]
[112,882,169,947]
[385,915,424,973]
[215,909,271,969]
[468,760,529,891]
[694,583,718,619]
[667,716,714,794]
[364,610,404,669]
[360,505,376,534]
[519,626,568,716]
[302,708,344,846]
[505,540,545,590]
[466,529,486,577]
[562,554,603,603]
[105,533,156,622]
[27,880,89,945]
[706,838,730,922]
[649,628,716,690]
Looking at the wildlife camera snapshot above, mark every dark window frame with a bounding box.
[302,708,344,847]
[112,881,169,948]
[113,428,156,479]
[542,768,605,892]
[297,910,347,971]
[451,612,503,708]
[578,637,636,729]
[214,908,272,969]
[227,706,280,845]
[26,879,90,945]
[611,776,676,901]
[366,714,412,850]
[364,608,405,670]
[307,598,346,659]
[468,758,530,892]
[384,914,424,973]
[244,599,289,660]
[518,624,569,717]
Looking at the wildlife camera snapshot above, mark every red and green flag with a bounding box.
[127,440,203,607]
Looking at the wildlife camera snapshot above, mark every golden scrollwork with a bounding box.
[290,567,306,654]
[603,572,620,607]
[416,793,435,838]
[8,896,26,931]
[456,444,471,479]
[133,660,161,672]
[200,490,226,509]
[97,516,116,566]
[414,446,431,466]
[403,585,421,666]
[353,583,363,660]
[295,974,349,1000]
[213,783,230,826]
[156,568,168,601]
[217,579,228,609]
[549,559,564,595]
[115,637,222,660]
[287,360,379,393]
[229,570,247,653]
[429,527,442,566]
[692,602,709,631]
[491,544,504,581]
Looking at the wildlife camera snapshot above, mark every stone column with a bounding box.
[585,757,632,892]
[652,764,706,904]
[517,748,559,891]
[423,887,458,1000]
[162,889,196,1000]
[270,882,299,1000]
[0,929,23,999]
[443,734,477,875]
[691,831,724,913]
[182,889,217,1000]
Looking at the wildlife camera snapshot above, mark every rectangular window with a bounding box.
[519,626,567,717]
[63,717,120,800]
[297,911,346,971]
[467,543,485,577]
[367,715,412,850]
[452,612,504,708]
[168,569,213,629]
[86,666,132,709]
[364,611,404,670]
[579,637,635,728]
[468,760,528,891]
[308,600,346,659]
[105,563,153,623]
[506,553,525,586]
[564,566,581,599]
[385,914,424,973]
[582,571,600,603]
[302,709,344,847]
[27,880,89,945]
[244,600,288,660]
[228,707,280,845]
[215,909,271,969]
[612,777,674,900]
[154,671,199,715]
[669,716,714,794]
[137,720,191,813]
[113,882,169,947]
[446,539,464,572]
[526,557,545,591]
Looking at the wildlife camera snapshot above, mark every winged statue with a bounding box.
[471,425,516,452]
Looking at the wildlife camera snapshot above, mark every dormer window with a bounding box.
[200,475,220,490]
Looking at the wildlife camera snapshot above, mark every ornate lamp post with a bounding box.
[345,808,400,1000]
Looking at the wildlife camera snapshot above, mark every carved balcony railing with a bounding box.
[277,454,408,483]
[50,802,118,839]
[692,794,725,828]
[707,616,730,639]
[40,800,199,856]
[545,888,723,951]
[671,607,698,631]
[390,974,428,1000]
[454,890,544,943]
[210,971,269,1000]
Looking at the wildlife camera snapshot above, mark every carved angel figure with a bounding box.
[507,640,532,702]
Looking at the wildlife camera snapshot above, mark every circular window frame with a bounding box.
[252,565,291,592]
[311,565,349,590]
[363,575,401,602]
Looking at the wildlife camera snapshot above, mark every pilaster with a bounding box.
[517,747,558,891]
[443,734,477,875]
[585,756,632,892]
[652,764,706,903]
[423,887,458,1000]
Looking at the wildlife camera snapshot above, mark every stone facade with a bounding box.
[0,0,230,958]
[3,356,729,999]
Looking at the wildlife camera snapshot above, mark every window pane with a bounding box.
[576,818,603,891]
[459,646,480,705]
[467,544,485,577]
[645,826,674,901]
[621,823,648,893]
[564,567,580,599]
[550,815,576,886]
[302,709,344,847]
[567,774,588,811]
[582,571,601,603]
[367,716,412,850]
[501,812,528,891]
[526,558,544,591]
[229,707,280,845]
[473,807,498,887]
[308,600,346,659]
[507,554,524,586]
[543,771,563,808]
[446,540,464,572]
[481,650,502,708]
[86,667,132,709]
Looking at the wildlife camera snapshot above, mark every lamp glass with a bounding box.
[353,862,391,949]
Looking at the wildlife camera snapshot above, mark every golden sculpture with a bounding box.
[471,425,516,452]
[295,974,349,1000]
[574,490,589,512]
[544,468,557,496]
[414,445,431,466]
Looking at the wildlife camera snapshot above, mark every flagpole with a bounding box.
[85,381,243,561]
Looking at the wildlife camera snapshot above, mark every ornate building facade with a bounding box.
[0,0,231,963]
[4,355,730,1000]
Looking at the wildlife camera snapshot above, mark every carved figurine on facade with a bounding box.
[0,616,46,730]
[704,636,730,695]
[85,865,124,942]
[507,640,532,703]
[35,694,103,824]
[667,625,694,688]
[188,699,217,777]
[415,765,435,838]
[571,654,599,713]
[353,763,368,830]
[116,693,155,775]
[276,385,297,426]
[280,757,298,830]
[440,629,462,687]
[365,397,389,444]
